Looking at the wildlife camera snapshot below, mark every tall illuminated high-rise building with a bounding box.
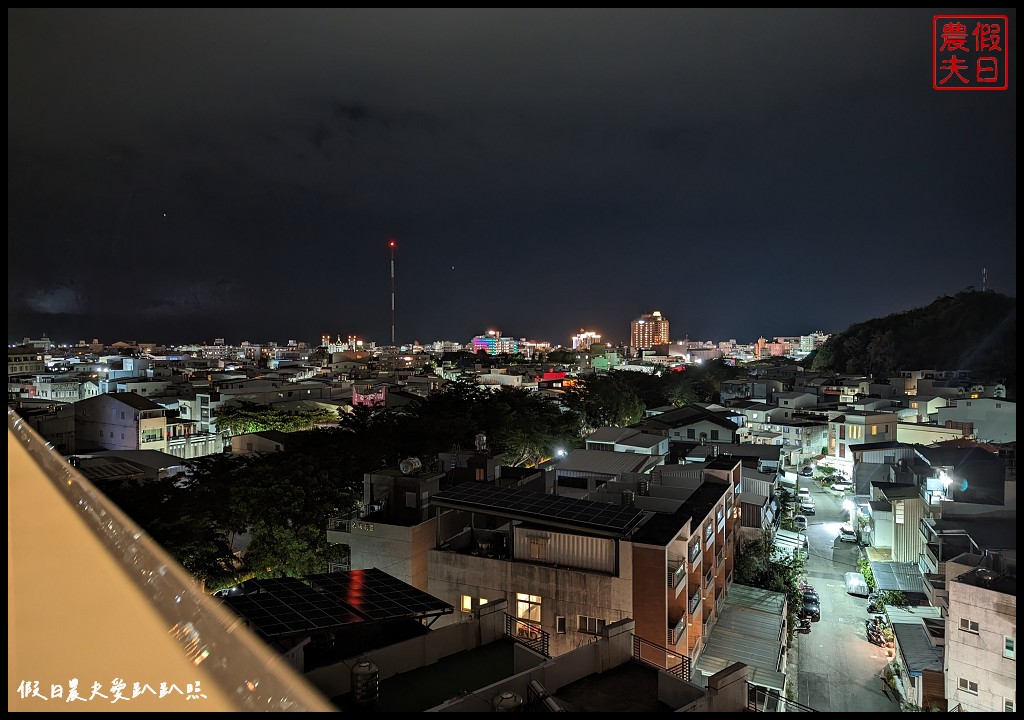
[571,330,601,350]
[471,330,518,355]
[630,311,670,350]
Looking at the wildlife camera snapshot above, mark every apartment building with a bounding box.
[322,444,790,695]
[936,397,1016,444]
[72,391,220,459]
[630,311,670,351]
[824,408,900,475]
[943,557,1016,713]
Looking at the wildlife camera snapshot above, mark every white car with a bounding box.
[839,526,857,543]
[797,488,811,501]
[831,481,853,493]
[799,498,815,514]
[794,515,808,530]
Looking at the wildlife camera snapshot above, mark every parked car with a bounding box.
[802,588,820,604]
[799,466,814,476]
[799,498,815,514]
[793,515,808,530]
[801,596,821,621]
[845,571,870,597]
[838,525,857,543]
[831,481,853,493]
[797,487,811,501]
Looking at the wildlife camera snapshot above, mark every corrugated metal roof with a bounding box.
[889,618,944,675]
[694,584,787,692]
[871,561,927,596]
[556,449,658,475]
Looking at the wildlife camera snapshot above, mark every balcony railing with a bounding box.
[716,548,724,567]
[704,569,714,592]
[632,635,691,683]
[667,615,687,646]
[505,614,550,658]
[688,591,701,615]
[667,555,686,589]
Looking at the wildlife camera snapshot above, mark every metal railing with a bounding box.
[667,615,686,646]
[747,684,817,712]
[688,591,701,615]
[632,634,690,682]
[667,554,686,588]
[505,613,550,658]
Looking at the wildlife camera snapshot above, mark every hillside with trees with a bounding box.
[808,290,1016,398]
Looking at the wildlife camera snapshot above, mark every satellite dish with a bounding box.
[399,457,422,475]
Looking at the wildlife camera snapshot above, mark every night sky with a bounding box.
[8,9,1017,348]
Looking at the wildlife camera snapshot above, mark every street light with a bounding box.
[842,498,856,528]
[939,470,952,500]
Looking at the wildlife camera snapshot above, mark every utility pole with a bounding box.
[389,240,396,345]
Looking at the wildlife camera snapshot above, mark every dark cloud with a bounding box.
[8,8,1016,346]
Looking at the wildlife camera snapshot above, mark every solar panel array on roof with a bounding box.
[433,483,645,534]
[306,568,453,621]
[223,582,363,639]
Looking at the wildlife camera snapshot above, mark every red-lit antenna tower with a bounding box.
[389,240,396,345]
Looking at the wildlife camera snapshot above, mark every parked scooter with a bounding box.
[797,618,812,633]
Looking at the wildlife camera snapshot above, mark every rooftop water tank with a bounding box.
[492,689,523,712]
[351,660,379,705]
[399,457,422,474]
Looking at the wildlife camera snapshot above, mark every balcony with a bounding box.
[667,555,686,591]
[716,548,724,568]
[923,573,947,608]
[703,569,714,594]
[667,615,687,647]
[924,542,940,571]
[688,591,701,615]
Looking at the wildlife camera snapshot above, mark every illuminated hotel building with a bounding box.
[571,330,601,351]
[630,311,670,350]
[471,330,519,356]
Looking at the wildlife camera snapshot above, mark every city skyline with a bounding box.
[8,9,1016,346]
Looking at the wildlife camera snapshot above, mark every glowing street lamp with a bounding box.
[842,498,856,528]
[939,470,952,500]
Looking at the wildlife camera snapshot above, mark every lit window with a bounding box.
[516,593,541,622]
[461,595,473,613]
[871,425,878,436]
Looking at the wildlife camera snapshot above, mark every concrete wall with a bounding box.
[427,549,634,657]
[305,599,510,699]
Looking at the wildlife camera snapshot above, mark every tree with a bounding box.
[565,373,645,429]
[215,400,338,435]
[733,535,806,639]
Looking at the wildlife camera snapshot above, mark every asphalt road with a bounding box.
[793,481,901,712]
